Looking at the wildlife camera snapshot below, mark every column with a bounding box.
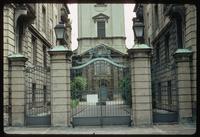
[173,49,193,123]
[48,46,72,127]
[8,54,28,126]
[128,44,152,126]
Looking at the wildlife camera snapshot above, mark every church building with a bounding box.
[72,4,129,101]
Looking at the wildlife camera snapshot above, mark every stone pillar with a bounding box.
[173,49,193,123]
[8,54,28,126]
[128,44,152,126]
[48,46,72,127]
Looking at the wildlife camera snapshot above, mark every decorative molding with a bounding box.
[94,4,107,7]
[74,44,124,65]
[29,25,53,48]
[151,20,172,45]
[77,36,126,40]
[92,13,109,23]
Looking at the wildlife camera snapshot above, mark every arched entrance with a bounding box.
[70,48,131,127]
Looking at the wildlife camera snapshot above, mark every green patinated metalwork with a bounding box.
[75,44,118,64]
[174,48,192,54]
[49,45,69,51]
[72,57,127,69]
[8,53,25,58]
[133,44,151,49]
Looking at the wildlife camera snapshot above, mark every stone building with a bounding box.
[3,3,71,126]
[72,3,129,101]
[140,4,196,123]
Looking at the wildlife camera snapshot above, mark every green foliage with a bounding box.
[71,76,87,100]
[70,99,79,108]
[119,77,132,106]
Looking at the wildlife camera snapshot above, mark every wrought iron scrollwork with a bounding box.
[75,44,118,65]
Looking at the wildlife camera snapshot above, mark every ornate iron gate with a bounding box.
[70,46,131,127]
[25,65,51,126]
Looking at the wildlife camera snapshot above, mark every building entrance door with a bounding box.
[99,81,108,102]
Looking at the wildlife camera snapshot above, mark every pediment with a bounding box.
[79,44,126,57]
[92,13,109,22]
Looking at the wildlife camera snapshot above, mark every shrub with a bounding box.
[71,76,87,100]
[71,99,79,108]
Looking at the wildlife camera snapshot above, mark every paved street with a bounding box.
[3,124,196,135]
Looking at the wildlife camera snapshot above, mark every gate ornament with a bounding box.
[75,44,123,66]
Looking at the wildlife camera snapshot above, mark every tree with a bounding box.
[71,76,87,100]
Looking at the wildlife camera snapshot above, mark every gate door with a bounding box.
[70,57,132,127]
[25,65,51,126]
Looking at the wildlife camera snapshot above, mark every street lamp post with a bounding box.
[132,18,145,44]
[54,22,67,46]
[48,22,72,126]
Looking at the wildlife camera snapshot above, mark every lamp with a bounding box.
[132,19,144,44]
[54,22,66,45]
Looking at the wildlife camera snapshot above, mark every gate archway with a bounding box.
[70,48,132,126]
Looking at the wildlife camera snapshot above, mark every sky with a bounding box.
[68,4,136,51]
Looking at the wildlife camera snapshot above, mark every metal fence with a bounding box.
[152,62,178,123]
[25,65,51,126]
[70,58,132,127]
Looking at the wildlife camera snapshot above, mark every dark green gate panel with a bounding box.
[73,116,131,126]
[71,46,132,127]
[26,115,51,126]
[25,65,51,126]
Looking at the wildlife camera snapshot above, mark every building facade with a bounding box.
[76,3,127,54]
[141,4,196,123]
[3,3,71,126]
[72,3,129,100]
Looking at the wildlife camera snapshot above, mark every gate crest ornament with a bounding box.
[75,44,116,64]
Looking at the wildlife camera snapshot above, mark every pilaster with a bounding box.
[173,49,193,123]
[128,44,152,126]
[48,46,72,126]
[8,53,28,126]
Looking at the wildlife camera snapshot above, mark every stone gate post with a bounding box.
[8,54,28,126]
[48,46,72,127]
[128,44,152,126]
[173,49,193,123]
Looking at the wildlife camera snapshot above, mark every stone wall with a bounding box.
[3,4,15,126]
[3,3,69,126]
[184,4,196,120]
[143,4,196,122]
